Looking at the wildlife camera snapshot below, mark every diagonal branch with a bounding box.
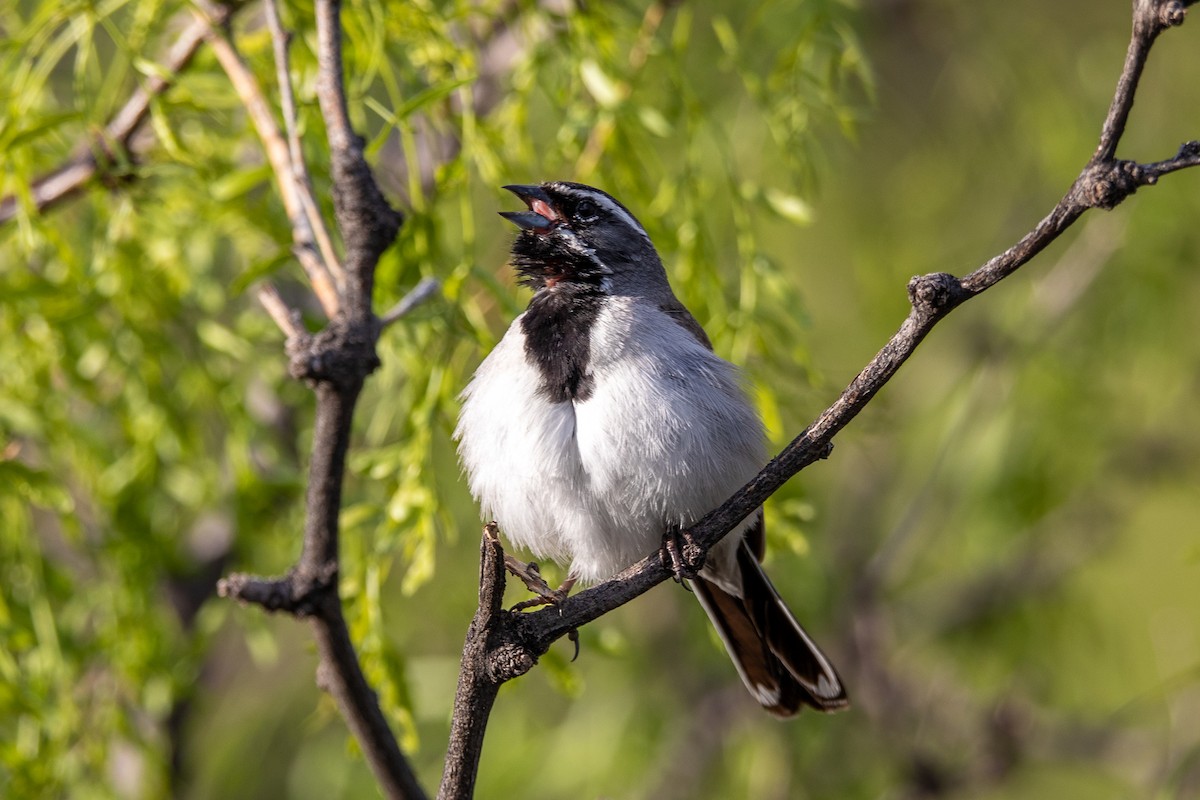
[262,0,345,288]
[1094,0,1191,162]
[525,0,1200,663]
[380,277,441,328]
[257,282,303,339]
[0,6,232,225]
[440,1,1200,793]
[196,2,342,319]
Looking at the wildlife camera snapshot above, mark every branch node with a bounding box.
[1160,0,1187,28]
[286,318,380,388]
[485,639,538,683]
[217,563,336,617]
[1077,159,1147,210]
[1135,0,1187,38]
[907,272,966,317]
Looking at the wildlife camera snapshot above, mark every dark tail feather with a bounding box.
[693,540,848,716]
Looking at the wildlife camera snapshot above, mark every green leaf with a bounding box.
[711,15,739,57]
[637,106,672,138]
[580,59,623,109]
[210,163,272,202]
[197,320,252,361]
[2,111,82,150]
[0,462,73,513]
[763,187,814,225]
[371,75,475,123]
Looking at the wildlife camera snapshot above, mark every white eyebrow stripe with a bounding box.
[551,184,651,242]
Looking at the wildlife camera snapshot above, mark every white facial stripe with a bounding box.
[551,183,651,241]
[558,227,611,274]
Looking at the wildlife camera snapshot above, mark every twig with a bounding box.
[196,4,342,319]
[0,7,232,224]
[262,0,345,289]
[380,277,441,328]
[262,0,307,186]
[256,283,303,339]
[440,1,1200,792]
[1094,0,1190,163]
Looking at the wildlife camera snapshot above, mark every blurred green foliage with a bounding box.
[1,0,1198,798]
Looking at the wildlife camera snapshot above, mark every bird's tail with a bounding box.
[693,540,848,716]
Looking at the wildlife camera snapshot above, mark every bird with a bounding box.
[454,181,848,716]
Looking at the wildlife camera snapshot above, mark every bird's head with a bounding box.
[500,182,667,296]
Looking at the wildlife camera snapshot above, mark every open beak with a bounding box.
[499,184,560,232]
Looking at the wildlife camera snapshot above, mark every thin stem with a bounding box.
[199,9,341,317]
[380,278,441,328]
[257,283,302,338]
[263,0,346,288]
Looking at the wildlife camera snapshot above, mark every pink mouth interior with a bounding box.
[530,198,557,221]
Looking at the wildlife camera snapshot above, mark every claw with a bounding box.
[661,523,702,585]
[504,555,577,610]
[567,628,580,662]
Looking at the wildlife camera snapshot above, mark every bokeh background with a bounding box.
[2,0,1198,798]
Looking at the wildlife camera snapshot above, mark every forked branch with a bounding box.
[218,0,420,798]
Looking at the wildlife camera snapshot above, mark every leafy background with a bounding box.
[1,0,1198,798]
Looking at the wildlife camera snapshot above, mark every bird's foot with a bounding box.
[661,523,703,587]
[504,555,576,611]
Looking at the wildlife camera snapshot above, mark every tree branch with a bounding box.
[262,0,345,288]
[256,283,303,339]
[0,6,232,225]
[440,1,1200,793]
[196,2,342,319]
[437,525,526,800]
[380,277,441,328]
[219,0,418,797]
[314,0,403,315]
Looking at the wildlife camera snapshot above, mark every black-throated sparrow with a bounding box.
[455,181,847,716]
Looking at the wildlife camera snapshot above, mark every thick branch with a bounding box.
[314,0,403,314]
[437,526,529,800]
[221,2,417,798]
[310,588,421,800]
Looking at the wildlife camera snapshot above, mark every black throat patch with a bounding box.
[520,285,602,403]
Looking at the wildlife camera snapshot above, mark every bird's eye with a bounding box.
[574,199,599,222]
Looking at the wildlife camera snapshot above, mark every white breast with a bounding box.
[455,297,766,583]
